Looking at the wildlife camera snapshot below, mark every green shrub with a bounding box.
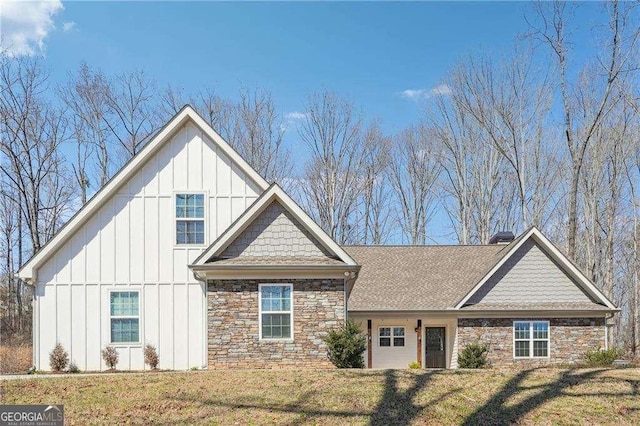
[102,346,119,370]
[458,342,489,368]
[323,320,366,368]
[584,347,622,367]
[144,343,159,369]
[408,361,421,369]
[49,343,69,372]
[68,361,80,373]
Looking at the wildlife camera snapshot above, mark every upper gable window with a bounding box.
[176,194,205,245]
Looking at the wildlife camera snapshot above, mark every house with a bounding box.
[18,106,617,371]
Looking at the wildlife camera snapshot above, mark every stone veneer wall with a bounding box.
[457,317,606,367]
[207,278,344,369]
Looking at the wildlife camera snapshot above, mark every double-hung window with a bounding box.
[110,291,140,343]
[176,193,205,245]
[379,327,405,347]
[514,321,549,358]
[259,284,293,340]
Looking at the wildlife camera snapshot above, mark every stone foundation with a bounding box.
[207,278,344,369]
[457,317,606,367]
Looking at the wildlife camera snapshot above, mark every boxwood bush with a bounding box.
[323,320,366,368]
[584,347,623,367]
[458,342,489,368]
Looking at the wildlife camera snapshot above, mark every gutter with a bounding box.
[189,264,361,272]
[348,308,619,317]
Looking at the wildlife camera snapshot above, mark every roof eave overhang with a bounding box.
[190,263,361,281]
[456,308,619,317]
[347,308,619,317]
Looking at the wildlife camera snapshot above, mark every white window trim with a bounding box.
[173,191,208,247]
[109,290,141,345]
[258,283,294,341]
[378,326,406,348]
[513,320,550,359]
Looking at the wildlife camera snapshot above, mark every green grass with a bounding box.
[1,368,639,425]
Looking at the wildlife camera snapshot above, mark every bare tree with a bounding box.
[528,0,640,258]
[427,84,517,244]
[59,62,111,198]
[159,84,189,120]
[584,92,640,348]
[230,89,293,185]
[625,145,640,355]
[0,56,72,253]
[359,123,393,244]
[0,186,21,334]
[191,87,235,138]
[389,125,441,244]
[104,69,160,159]
[0,56,72,334]
[448,50,556,227]
[297,91,369,244]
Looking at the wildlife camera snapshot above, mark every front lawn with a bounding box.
[1,368,638,424]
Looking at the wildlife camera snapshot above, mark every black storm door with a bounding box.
[425,327,446,368]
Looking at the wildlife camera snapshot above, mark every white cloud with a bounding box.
[400,89,427,99]
[0,0,64,56]
[62,21,76,32]
[430,84,452,96]
[281,111,307,131]
[399,84,453,100]
[284,111,306,120]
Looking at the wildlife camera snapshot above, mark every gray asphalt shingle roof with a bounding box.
[344,244,509,311]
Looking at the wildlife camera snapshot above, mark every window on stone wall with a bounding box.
[259,284,293,339]
[379,327,405,347]
[110,291,140,343]
[513,321,549,358]
[176,193,205,245]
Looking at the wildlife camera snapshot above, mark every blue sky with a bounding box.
[1,1,605,241]
[10,2,539,132]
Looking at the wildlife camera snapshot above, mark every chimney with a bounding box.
[489,231,515,245]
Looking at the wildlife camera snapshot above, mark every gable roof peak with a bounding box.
[454,226,616,310]
[18,105,269,282]
[191,183,358,267]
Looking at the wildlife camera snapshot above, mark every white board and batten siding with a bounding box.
[34,122,261,371]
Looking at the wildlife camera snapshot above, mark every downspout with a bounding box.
[32,280,37,369]
[343,271,358,323]
[343,274,348,323]
[192,271,208,369]
[604,313,615,350]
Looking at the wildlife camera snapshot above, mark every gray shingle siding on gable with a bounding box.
[467,239,596,305]
[220,201,333,258]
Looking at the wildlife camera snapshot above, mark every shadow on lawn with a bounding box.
[369,370,460,425]
[171,369,442,424]
[463,369,640,426]
[170,368,639,425]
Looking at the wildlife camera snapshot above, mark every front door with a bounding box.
[425,327,446,368]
